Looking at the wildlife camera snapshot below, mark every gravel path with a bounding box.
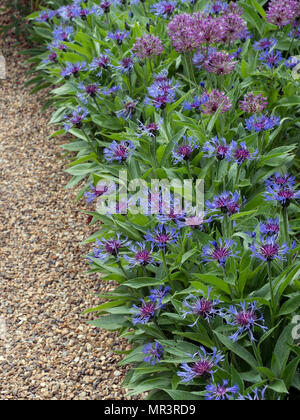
[0,11,129,400]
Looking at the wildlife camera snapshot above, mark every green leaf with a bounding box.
[87,314,125,331]
[215,332,257,369]
[279,295,300,316]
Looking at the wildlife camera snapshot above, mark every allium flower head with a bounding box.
[202,238,239,266]
[227,141,258,165]
[172,135,199,164]
[204,51,237,75]
[151,1,177,19]
[240,93,268,114]
[245,114,280,132]
[125,243,155,268]
[145,225,179,249]
[177,347,224,382]
[259,50,283,69]
[201,89,232,115]
[250,237,289,263]
[143,342,164,365]
[266,0,300,27]
[133,34,164,59]
[205,380,239,400]
[203,136,230,161]
[104,141,135,163]
[260,218,280,237]
[168,13,198,53]
[219,4,247,44]
[182,288,221,326]
[88,234,130,262]
[206,191,242,216]
[63,107,88,131]
[253,37,277,51]
[224,301,267,342]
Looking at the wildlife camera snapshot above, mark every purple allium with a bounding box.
[60,62,86,79]
[204,51,237,75]
[240,93,268,114]
[84,182,111,203]
[266,0,300,27]
[77,83,100,104]
[116,100,138,120]
[196,13,225,45]
[265,173,296,189]
[115,57,134,73]
[238,386,267,400]
[131,298,163,325]
[227,141,258,165]
[250,237,290,263]
[205,380,239,400]
[124,243,155,268]
[145,71,178,109]
[245,114,280,132]
[182,288,221,325]
[63,107,88,131]
[206,191,242,216]
[260,218,280,237]
[151,1,177,19]
[149,286,171,303]
[224,301,267,342]
[137,121,160,137]
[264,185,300,207]
[204,1,229,15]
[203,136,230,161]
[143,342,164,365]
[89,55,111,76]
[218,4,247,44]
[253,37,277,51]
[202,239,239,266]
[52,25,74,41]
[177,347,224,382]
[88,234,130,262]
[145,225,179,249]
[201,89,232,115]
[183,94,209,113]
[133,34,164,59]
[168,13,200,53]
[259,50,283,69]
[104,141,135,163]
[172,135,199,164]
[107,30,130,45]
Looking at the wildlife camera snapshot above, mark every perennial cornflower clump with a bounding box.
[29,0,300,401]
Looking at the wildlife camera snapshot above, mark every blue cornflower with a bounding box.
[87,234,130,262]
[205,380,239,400]
[259,50,283,69]
[232,48,243,59]
[253,37,277,51]
[114,57,135,74]
[52,25,74,41]
[89,54,111,77]
[289,22,300,39]
[183,95,209,113]
[227,141,258,165]
[101,85,121,96]
[77,83,100,104]
[156,210,187,228]
[145,72,178,109]
[240,29,253,42]
[143,342,164,365]
[265,173,296,189]
[245,114,280,132]
[63,107,88,131]
[182,288,222,326]
[285,57,300,69]
[145,225,179,249]
[137,121,160,137]
[206,191,242,216]
[192,49,216,69]
[151,1,177,18]
[250,237,290,263]
[104,141,135,163]
[60,62,87,79]
[260,218,280,237]
[84,181,114,204]
[204,0,228,15]
[238,386,267,400]
[35,9,57,22]
[149,286,171,303]
[172,135,199,164]
[202,239,239,267]
[116,99,138,120]
[131,298,164,325]
[264,185,300,207]
[224,301,267,342]
[124,243,155,268]
[107,30,130,45]
[177,347,224,383]
[57,3,81,20]
[203,136,230,161]
[42,51,58,65]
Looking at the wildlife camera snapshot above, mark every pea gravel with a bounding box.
[0,9,132,400]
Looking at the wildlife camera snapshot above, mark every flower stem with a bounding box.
[161,249,171,282]
[282,206,289,244]
[268,262,275,325]
[117,259,128,278]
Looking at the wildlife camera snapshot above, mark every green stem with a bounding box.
[81,126,97,154]
[282,206,289,244]
[161,249,171,282]
[268,262,275,326]
[186,160,193,180]
[93,96,102,115]
[235,165,242,189]
[117,259,128,279]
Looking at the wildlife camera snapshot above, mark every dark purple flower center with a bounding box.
[234,148,250,162]
[155,234,170,244]
[260,243,279,261]
[177,145,193,160]
[192,360,214,377]
[265,223,279,235]
[163,4,175,15]
[135,251,152,265]
[216,145,228,160]
[115,145,129,159]
[95,186,108,197]
[140,303,156,318]
[212,247,229,262]
[146,123,159,134]
[86,85,98,96]
[235,311,256,327]
[216,386,228,396]
[105,240,121,255]
[195,299,213,316]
